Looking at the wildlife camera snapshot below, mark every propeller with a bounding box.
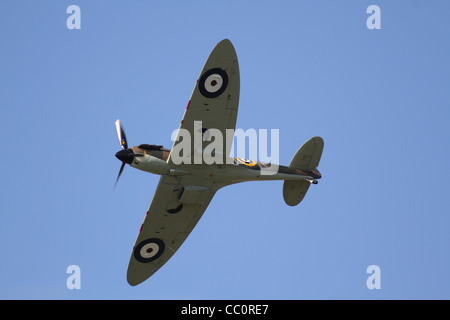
[114,162,126,189]
[114,119,146,189]
[115,119,128,150]
[114,119,132,189]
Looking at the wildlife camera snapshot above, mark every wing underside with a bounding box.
[168,39,240,166]
[126,175,220,286]
[127,39,240,286]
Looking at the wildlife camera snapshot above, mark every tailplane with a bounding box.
[283,136,324,206]
[289,136,324,170]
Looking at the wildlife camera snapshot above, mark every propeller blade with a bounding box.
[115,119,128,150]
[114,162,126,189]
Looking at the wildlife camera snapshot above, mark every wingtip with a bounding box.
[127,263,154,286]
[216,38,234,49]
[127,273,145,286]
[127,279,140,287]
[211,39,237,59]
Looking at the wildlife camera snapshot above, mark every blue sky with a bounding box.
[1,1,449,299]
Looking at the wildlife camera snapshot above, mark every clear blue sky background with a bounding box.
[1,1,449,299]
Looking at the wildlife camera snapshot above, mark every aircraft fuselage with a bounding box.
[116,144,321,185]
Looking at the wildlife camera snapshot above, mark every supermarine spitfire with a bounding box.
[114,39,324,286]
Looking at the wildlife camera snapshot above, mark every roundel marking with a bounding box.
[134,238,165,263]
[235,157,258,167]
[198,68,229,98]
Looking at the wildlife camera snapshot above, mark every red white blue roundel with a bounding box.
[134,238,165,263]
[198,68,229,98]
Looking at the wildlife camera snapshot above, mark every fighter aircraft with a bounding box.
[114,39,324,286]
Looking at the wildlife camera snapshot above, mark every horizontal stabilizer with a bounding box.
[289,136,324,170]
[283,136,324,206]
[283,180,310,206]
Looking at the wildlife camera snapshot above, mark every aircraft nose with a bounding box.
[115,149,134,164]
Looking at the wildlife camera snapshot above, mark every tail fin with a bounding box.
[283,136,324,206]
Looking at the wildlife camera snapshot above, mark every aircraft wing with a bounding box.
[168,39,240,166]
[126,174,221,286]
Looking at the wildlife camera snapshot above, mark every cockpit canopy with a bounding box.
[138,144,164,151]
